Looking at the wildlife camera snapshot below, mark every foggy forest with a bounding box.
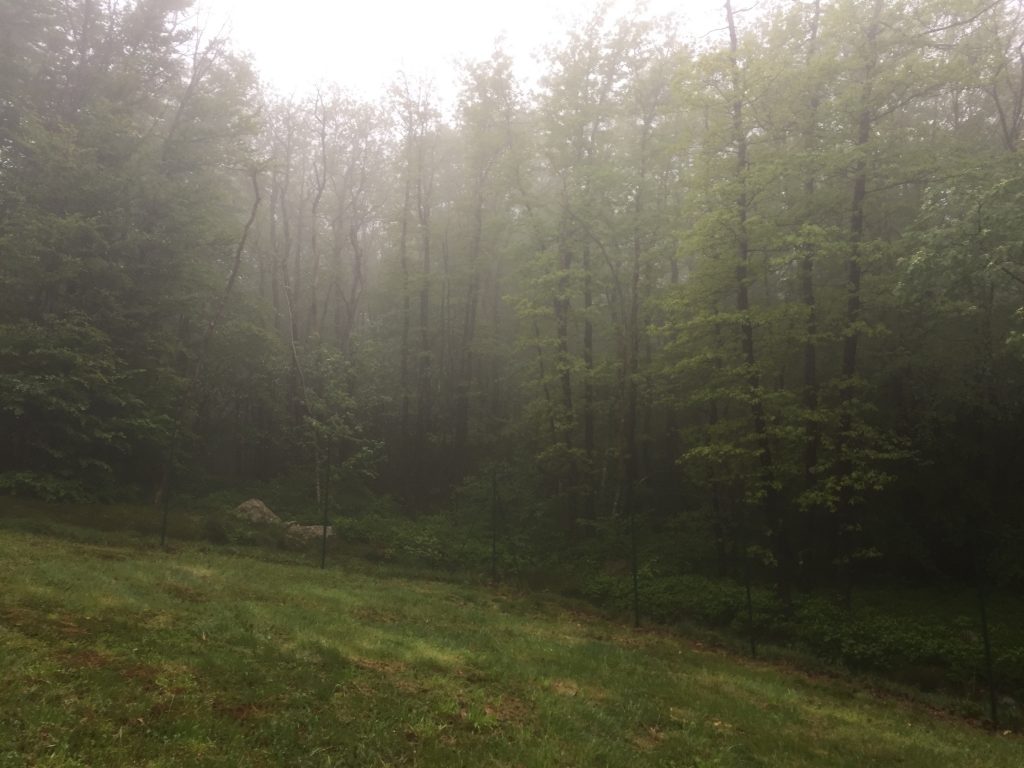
[2,0,1024,764]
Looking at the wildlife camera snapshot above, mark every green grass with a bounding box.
[0,527,1021,767]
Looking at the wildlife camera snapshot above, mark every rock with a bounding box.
[223,501,330,551]
[283,521,334,550]
[231,499,281,526]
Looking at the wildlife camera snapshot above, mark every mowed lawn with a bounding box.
[0,529,1019,768]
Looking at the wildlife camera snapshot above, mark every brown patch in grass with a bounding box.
[214,700,265,721]
[395,678,427,694]
[120,663,160,691]
[669,706,696,724]
[61,649,111,669]
[632,725,666,751]
[81,546,128,562]
[547,678,608,702]
[551,679,580,697]
[2,606,91,641]
[483,695,532,725]
[55,617,88,638]
[345,679,377,697]
[709,718,734,731]
[0,606,36,631]
[353,656,407,675]
[56,646,168,697]
[609,626,672,650]
[162,582,207,603]
[351,606,399,624]
[585,685,611,701]
[452,666,489,684]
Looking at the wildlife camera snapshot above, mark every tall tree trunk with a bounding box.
[533,319,558,443]
[707,316,732,578]
[158,171,263,545]
[620,109,652,558]
[583,245,596,522]
[455,186,485,465]
[398,174,412,447]
[800,0,823,583]
[725,0,792,608]
[836,0,882,605]
[307,95,329,339]
[266,171,283,333]
[416,152,434,457]
[555,220,578,537]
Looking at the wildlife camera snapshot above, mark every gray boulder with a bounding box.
[231,498,281,526]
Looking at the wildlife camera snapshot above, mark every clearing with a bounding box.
[0,528,1019,767]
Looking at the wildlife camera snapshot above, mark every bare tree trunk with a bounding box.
[415,145,434,455]
[836,0,882,606]
[583,245,596,522]
[454,185,485,463]
[307,94,329,339]
[725,0,791,608]
[533,319,558,442]
[158,170,263,546]
[399,174,412,445]
[800,0,823,583]
[554,221,578,538]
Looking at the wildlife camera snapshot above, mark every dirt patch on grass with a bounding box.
[452,666,490,684]
[0,605,37,631]
[120,662,161,691]
[56,645,167,695]
[1,606,90,640]
[54,614,89,638]
[632,724,667,751]
[61,649,112,669]
[547,678,609,702]
[550,679,580,697]
[353,656,408,675]
[161,582,207,603]
[484,695,532,725]
[214,700,266,721]
[351,606,399,624]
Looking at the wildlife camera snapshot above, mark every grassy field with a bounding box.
[0,528,1021,767]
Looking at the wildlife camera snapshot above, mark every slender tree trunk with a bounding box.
[321,441,331,570]
[344,222,366,348]
[159,171,263,546]
[265,171,283,333]
[801,0,823,583]
[743,512,758,659]
[555,220,578,537]
[291,154,308,345]
[455,185,485,464]
[307,95,329,339]
[583,245,596,522]
[533,319,558,442]
[399,174,412,447]
[725,0,791,608]
[836,0,882,605]
[491,468,500,582]
[416,155,434,459]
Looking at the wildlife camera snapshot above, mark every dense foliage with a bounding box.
[2,0,1023,641]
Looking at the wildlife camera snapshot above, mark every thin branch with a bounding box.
[1000,264,1024,287]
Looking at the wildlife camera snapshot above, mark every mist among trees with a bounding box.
[3,0,1024,717]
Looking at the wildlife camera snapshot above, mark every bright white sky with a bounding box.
[199,0,727,102]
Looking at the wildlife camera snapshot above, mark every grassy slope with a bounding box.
[0,530,1020,768]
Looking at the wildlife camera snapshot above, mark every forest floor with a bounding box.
[0,519,1022,767]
